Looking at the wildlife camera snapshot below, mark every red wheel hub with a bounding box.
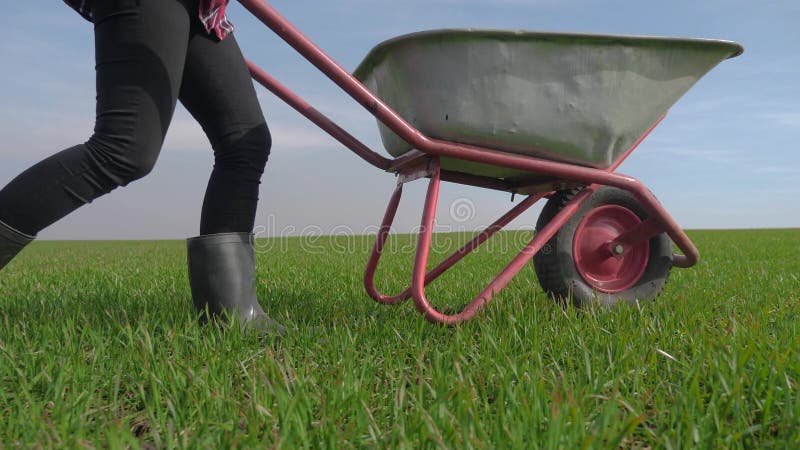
[572,205,649,294]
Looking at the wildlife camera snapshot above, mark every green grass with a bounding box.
[1,229,799,448]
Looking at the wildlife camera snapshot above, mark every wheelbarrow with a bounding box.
[237,0,744,325]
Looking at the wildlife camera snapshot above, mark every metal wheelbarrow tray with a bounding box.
[354,30,742,176]
[238,0,744,325]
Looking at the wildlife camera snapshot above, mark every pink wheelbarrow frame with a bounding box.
[238,0,705,325]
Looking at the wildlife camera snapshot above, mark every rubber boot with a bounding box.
[186,232,286,337]
[0,219,35,272]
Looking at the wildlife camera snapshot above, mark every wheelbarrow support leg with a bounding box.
[364,184,408,304]
[364,158,596,325]
[364,159,545,313]
[410,167,597,325]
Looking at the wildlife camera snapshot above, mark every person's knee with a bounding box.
[214,123,271,173]
[85,132,161,187]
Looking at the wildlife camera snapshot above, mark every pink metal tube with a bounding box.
[633,189,697,268]
[410,162,444,319]
[246,59,391,170]
[237,0,698,268]
[363,184,408,304]
[410,177,598,325]
[422,192,544,284]
[364,169,545,306]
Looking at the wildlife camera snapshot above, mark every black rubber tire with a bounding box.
[533,186,673,307]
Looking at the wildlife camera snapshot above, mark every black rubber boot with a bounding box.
[0,219,35,272]
[187,232,286,337]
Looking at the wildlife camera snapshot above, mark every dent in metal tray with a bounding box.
[354,30,743,170]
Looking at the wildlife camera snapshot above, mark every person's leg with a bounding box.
[179,26,284,334]
[0,0,193,238]
[178,28,270,235]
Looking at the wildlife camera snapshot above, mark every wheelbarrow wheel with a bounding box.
[533,186,673,307]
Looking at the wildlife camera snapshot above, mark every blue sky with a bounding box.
[0,1,798,240]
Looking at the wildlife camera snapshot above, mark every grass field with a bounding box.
[1,229,799,448]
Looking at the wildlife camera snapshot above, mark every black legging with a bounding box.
[0,0,269,237]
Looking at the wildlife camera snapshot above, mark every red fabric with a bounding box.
[63,0,234,40]
[199,0,234,40]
